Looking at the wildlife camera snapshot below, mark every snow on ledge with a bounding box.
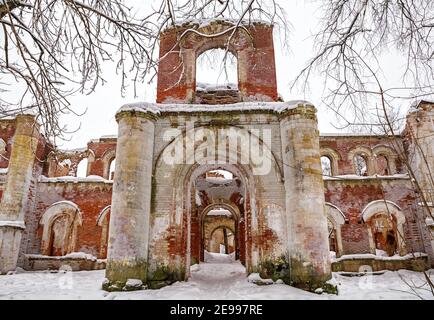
[57,147,87,154]
[196,82,238,92]
[0,167,8,174]
[118,101,314,116]
[38,175,112,184]
[26,252,98,261]
[247,273,274,285]
[320,132,401,137]
[324,173,410,181]
[332,252,428,263]
[173,18,273,29]
[0,220,25,229]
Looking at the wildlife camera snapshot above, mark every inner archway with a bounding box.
[202,205,237,261]
[189,166,247,267]
[208,226,235,254]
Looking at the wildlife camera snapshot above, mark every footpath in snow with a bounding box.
[0,252,432,300]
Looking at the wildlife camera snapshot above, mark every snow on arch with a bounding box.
[96,205,111,226]
[361,200,404,224]
[325,202,346,225]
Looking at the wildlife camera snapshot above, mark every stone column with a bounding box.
[104,109,155,291]
[0,114,39,274]
[279,103,331,289]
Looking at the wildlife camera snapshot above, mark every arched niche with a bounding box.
[325,203,346,257]
[96,205,111,259]
[200,202,240,260]
[361,200,406,256]
[39,201,82,256]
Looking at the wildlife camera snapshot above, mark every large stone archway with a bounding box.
[147,124,287,284]
[105,102,332,292]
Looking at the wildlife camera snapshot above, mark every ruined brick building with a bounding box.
[0,20,433,291]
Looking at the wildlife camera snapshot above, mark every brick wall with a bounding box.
[156,21,278,103]
[23,181,112,259]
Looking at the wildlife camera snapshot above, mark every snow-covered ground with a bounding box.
[0,253,432,300]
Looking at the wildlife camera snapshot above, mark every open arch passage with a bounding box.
[76,158,88,177]
[321,156,332,176]
[208,226,235,254]
[354,154,368,176]
[106,104,331,291]
[195,168,244,264]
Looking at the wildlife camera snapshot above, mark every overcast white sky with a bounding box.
[57,1,414,149]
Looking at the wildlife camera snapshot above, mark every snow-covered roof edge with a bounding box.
[410,99,434,110]
[172,18,273,29]
[320,132,401,138]
[118,101,315,116]
[38,175,113,184]
[324,173,410,181]
[0,220,26,229]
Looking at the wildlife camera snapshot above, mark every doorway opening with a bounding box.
[189,166,247,266]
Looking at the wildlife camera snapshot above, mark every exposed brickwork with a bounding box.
[29,182,112,259]
[157,21,278,103]
[195,88,241,105]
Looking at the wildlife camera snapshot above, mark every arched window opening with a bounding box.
[109,158,116,180]
[195,49,239,104]
[376,155,390,176]
[76,158,88,177]
[321,156,332,176]
[354,154,368,176]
